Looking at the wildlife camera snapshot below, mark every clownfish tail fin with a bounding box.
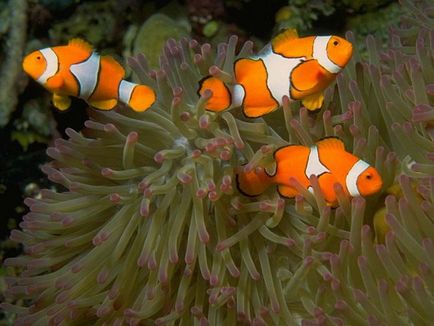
[198,76,232,112]
[236,166,272,197]
[118,80,156,112]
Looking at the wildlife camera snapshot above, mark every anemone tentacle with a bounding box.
[3,0,434,324]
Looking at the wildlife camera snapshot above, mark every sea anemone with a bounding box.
[3,0,434,324]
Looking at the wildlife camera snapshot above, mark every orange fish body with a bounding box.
[236,138,383,205]
[198,29,353,117]
[22,39,155,112]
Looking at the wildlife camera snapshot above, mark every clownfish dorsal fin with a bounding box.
[68,38,93,53]
[316,137,345,151]
[272,29,298,49]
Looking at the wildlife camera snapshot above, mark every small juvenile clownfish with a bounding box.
[198,29,353,118]
[22,39,156,112]
[236,137,382,205]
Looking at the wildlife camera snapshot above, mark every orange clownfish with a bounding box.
[236,137,382,205]
[198,29,353,118]
[22,39,156,112]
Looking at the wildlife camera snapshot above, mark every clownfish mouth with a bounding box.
[361,179,383,197]
[371,179,383,194]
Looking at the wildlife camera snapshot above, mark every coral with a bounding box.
[11,98,55,151]
[2,0,434,325]
[39,0,77,12]
[275,0,397,35]
[186,0,224,37]
[340,0,393,12]
[0,0,28,127]
[48,1,117,47]
[275,1,336,34]
[346,2,402,58]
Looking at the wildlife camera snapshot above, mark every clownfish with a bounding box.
[236,137,382,205]
[22,39,156,112]
[198,29,353,118]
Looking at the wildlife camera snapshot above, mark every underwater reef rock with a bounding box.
[2,0,434,324]
[0,0,27,127]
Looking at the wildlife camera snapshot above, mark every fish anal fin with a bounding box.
[302,92,324,111]
[89,99,118,110]
[316,137,345,151]
[46,75,64,90]
[243,103,278,118]
[291,60,323,92]
[317,173,338,205]
[52,93,71,111]
[198,76,231,112]
[277,185,298,198]
[68,38,93,53]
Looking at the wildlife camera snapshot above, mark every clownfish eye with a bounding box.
[333,40,339,46]
[366,174,372,180]
[36,56,41,60]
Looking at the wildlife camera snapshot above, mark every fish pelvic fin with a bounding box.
[236,166,272,197]
[302,92,324,111]
[118,80,156,112]
[198,76,231,112]
[52,93,71,111]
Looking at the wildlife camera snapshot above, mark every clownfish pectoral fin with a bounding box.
[89,99,118,110]
[317,173,338,205]
[316,137,345,151]
[290,60,323,92]
[52,93,71,111]
[128,85,156,112]
[198,76,231,112]
[236,166,272,197]
[46,75,64,90]
[277,185,298,198]
[243,103,279,118]
[301,92,324,111]
[68,38,93,53]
